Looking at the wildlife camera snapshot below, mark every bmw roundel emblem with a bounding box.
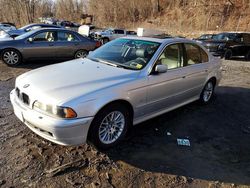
[23,84,30,88]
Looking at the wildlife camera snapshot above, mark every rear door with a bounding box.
[54,31,81,58]
[23,30,58,60]
[181,43,210,98]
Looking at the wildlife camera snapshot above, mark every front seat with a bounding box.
[135,48,148,64]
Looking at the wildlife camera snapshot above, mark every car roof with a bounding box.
[121,36,195,44]
[217,32,250,35]
[31,27,73,32]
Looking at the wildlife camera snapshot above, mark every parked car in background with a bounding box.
[0,23,16,32]
[93,28,137,44]
[194,34,216,41]
[0,28,98,66]
[0,23,62,38]
[201,32,250,60]
[10,37,221,149]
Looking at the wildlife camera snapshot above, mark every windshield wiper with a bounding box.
[87,57,137,70]
[96,58,119,68]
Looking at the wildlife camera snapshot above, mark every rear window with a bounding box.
[184,43,201,65]
[200,48,209,62]
[184,43,209,65]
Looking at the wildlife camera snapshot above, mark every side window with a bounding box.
[184,43,201,65]
[243,34,250,43]
[33,31,57,42]
[200,48,209,63]
[158,44,182,69]
[114,29,125,34]
[58,32,79,41]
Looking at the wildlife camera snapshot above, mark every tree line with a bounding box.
[0,0,250,31]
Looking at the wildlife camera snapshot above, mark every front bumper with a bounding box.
[10,90,94,146]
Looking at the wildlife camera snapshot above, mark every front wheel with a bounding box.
[224,49,232,60]
[199,80,215,104]
[2,49,22,66]
[88,104,131,149]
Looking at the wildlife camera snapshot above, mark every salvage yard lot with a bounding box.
[0,59,250,187]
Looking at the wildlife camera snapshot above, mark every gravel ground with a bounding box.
[0,59,250,188]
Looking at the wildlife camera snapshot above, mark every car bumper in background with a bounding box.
[10,90,93,146]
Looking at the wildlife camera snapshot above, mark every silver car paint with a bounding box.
[12,37,222,145]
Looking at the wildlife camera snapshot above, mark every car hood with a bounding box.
[16,58,139,104]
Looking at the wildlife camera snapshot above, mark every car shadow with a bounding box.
[103,86,250,185]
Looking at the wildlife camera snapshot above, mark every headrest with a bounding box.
[136,49,148,58]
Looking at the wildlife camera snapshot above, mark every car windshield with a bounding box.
[87,38,160,70]
[213,33,237,41]
[15,30,37,40]
[198,34,212,39]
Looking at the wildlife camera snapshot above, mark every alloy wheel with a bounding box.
[75,50,87,58]
[203,82,214,102]
[3,51,19,65]
[98,111,125,144]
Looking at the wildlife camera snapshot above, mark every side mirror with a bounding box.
[155,64,168,73]
[28,37,33,43]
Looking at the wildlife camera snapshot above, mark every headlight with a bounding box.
[33,101,77,119]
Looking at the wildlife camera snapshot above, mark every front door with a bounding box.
[146,43,189,115]
[23,30,58,60]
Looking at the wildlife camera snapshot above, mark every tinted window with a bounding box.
[58,31,79,41]
[114,29,125,34]
[33,31,57,42]
[184,43,201,65]
[158,44,182,69]
[243,33,250,43]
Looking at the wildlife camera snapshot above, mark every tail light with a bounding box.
[95,41,101,48]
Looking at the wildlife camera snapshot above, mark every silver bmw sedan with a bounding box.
[10,37,222,149]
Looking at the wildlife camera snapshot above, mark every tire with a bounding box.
[224,49,232,60]
[245,50,250,61]
[102,38,109,44]
[199,80,215,104]
[88,103,131,149]
[75,50,88,59]
[1,49,22,66]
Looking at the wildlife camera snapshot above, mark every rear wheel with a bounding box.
[75,50,88,59]
[245,50,250,61]
[88,104,131,149]
[2,49,22,66]
[224,49,232,60]
[199,80,215,104]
